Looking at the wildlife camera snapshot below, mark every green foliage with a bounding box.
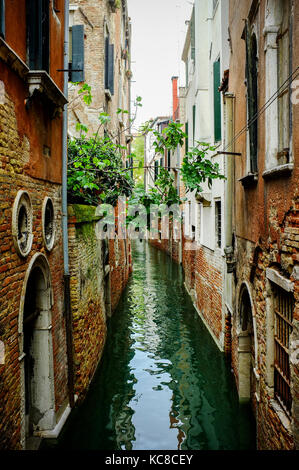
[67,135,133,206]
[77,83,92,106]
[181,142,226,194]
[67,85,142,206]
[131,135,145,186]
[153,121,186,155]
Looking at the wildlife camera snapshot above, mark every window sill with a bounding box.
[195,192,212,207]
[26,71,67,116]
[262,163,294,180]
[269,399,292,434]
[238,172,258,188]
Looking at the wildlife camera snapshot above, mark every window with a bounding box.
[274,285,294,415]
[154,160,159,181]
[190,7,195,62]
[26,0,50,72]
[42,197,55,251]
[185,122,189,154]
[167,150,171,171]
[245,22,258,173]
[12,191,33,258]
[105,33,114,95]
[215,200,221,248]
[69,24,85,82]
[0,0,5,39]
[160,157,163,169]
[213,59,222,142]
[277,2,291,163]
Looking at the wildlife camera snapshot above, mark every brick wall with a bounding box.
[67,204,131,400]
[0,91,68,449]
[183,234,224,347]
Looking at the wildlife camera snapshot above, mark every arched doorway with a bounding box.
[19,254,55,447]
[237,284,257,408]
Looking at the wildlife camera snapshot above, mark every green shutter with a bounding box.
[108,43,114,95]
[0,0,5,39]
[191,7,195,62]
[105,36,109,89]
[245,21,258,173]
[192,105,196,144]
[213,59,222,142]
[185,122,188,155]
[71,25,85,82]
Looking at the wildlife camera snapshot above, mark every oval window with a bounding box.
[42,197,55,251]
[12,191,33,257]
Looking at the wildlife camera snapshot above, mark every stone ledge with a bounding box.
[239,172,258,188]
[27,70,67,110]
[266,268,294,292]
[269,399,292,434]
[262,163,294,179]
[68,204,104,224]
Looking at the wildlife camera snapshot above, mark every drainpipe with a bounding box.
[224,93,235,299]
[62,0,75,408]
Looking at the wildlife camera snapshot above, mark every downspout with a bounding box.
[224,93,235,348]
[62,0,75,408]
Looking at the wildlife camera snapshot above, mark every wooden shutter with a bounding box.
[213,59,222,142]
[71,25,84,82]
[0,0,5,39]
[108,43,114,95]
[191,7,195,62]
[245,21,258,172]
[185,122,188,155]
[192,105,196,144]
[105,35,109,89]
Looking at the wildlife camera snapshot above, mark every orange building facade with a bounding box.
[0,1,70,449]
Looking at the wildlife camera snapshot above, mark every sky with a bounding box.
[127,0,193,130]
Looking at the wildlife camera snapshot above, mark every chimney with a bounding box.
[171,76,179,121]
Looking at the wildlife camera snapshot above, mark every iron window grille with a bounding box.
[274,285,294,415]
[215,200,221,248]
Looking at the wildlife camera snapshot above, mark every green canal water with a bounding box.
[45,241,256,450]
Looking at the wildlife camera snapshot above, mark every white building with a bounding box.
[181,0,231,350]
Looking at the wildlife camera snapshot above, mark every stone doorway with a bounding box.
[19,254,55,448]
[237,284,257,409]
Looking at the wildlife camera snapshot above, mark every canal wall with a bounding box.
[182,234,225,352]
[67,204,131,401]
[148,218,181,265]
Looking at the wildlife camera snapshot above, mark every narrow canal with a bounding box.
[45,241,256,450]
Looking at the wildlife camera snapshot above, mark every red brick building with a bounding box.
[228,0,299,449]
[0,1,70,449]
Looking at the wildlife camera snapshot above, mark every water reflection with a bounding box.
[46,241,255,450]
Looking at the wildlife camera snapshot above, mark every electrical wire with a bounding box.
[215,65,299,156]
